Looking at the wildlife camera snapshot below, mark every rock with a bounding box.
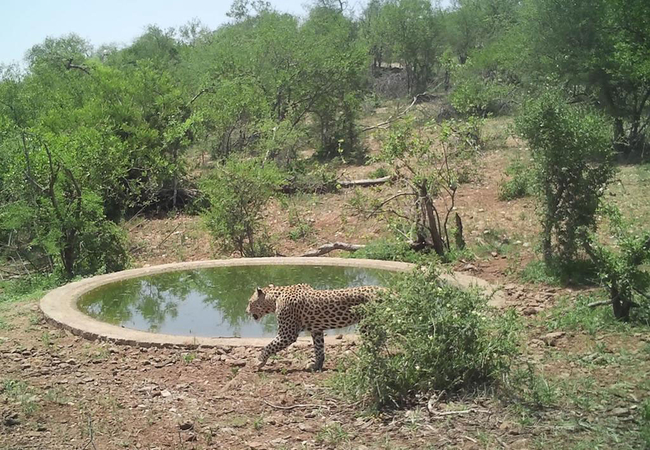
[269,438,288,446]
[178,421,193,431]
[3,413,20,426]
[160,389,171,398]
[611,407,629,417]
[541,331,566,346]
[499,421,521,434]
[523,307,540,316]
[247,442,266,449]
[491,251,498,257]
[229,359,247,367]
[510,438,529,449]
[298,423,317,433]
[185,433,198,442]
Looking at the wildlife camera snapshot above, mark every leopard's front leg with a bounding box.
[258,322,299,370]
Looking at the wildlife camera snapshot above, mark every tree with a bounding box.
[524,0,650,156]
[516,93,616,265]
[382,0,442,95]
[0,52,130,277]
[371,119,474,257]
[360,0,392,71]
[201,158,283,257]
[584,208,650,322]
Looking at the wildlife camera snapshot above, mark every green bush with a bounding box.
[369,166,389,179]
[516,92,616,264]
[641,399,650,449]
[450,73,512,118]
[202,158,283,257]
[585,207,650,322]
[498,158,535,201]
[350,239,424,264]
[337,265,520,409]
[283,162,339,194]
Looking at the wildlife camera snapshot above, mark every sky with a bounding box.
[0,0,309,65]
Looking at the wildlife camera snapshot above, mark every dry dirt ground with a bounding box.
[2,114,649,449]
[2,297,648,449]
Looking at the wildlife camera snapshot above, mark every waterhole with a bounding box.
[78,265,394,338]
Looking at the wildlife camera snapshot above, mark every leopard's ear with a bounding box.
[256,287,265,296]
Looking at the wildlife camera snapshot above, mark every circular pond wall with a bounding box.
[40,257,504,348]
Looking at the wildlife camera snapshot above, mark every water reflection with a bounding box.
[78,265,392,338]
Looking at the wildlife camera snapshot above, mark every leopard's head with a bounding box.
[246,286,276,321]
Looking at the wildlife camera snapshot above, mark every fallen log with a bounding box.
[301,242,366,257]
[338,176,392,188]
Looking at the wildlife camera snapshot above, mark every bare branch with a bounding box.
[338,175,392,188]
[65,58,90,75]
[588,300,611,308]
[301,242,365,257]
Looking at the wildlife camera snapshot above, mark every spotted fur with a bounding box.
[246,284,383,371]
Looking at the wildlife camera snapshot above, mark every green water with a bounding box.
[78,265,394,338]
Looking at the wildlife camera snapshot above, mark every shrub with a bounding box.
[350,239,424,264]
[498,158,535,201]
[584,207,650,322]
[372,120,470,257]
[369,166,389,179]
[450,72,513,118]
[641,399,650,449]
[516,92,616,264]
[282,162,339,194]
[337,265,520,409]
[202,158,283,257]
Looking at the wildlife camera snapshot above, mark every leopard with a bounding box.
[246,283,384,371]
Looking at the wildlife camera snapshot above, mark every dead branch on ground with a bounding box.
[301,242,365,257]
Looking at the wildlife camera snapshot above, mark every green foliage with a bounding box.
[439,116,484,184]
[585,207,650,323]
[337,265,520,409]
[519,258,598,287]
[516,93,616,265]
[544,295,629,335]
[641,398,650,448]
[202,158,283,257]
[449,67,513,117]
[316,423,349,446]
[523,0,650,155]
[350,239,424,264]
[373,119,470,257]
[2,379,39,416]
[498,157,535,201]
[361,0,442,95]
[283,162,339,194]
[507,364,557,409]
[368,166,389,179]
[0,274,61,305]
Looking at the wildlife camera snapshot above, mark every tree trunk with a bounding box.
[611,283,631,322]
[419,184,445,256]
[454,213,465,250]
[613,118,627,154]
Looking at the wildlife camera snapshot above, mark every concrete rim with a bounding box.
[40,257,504,349]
